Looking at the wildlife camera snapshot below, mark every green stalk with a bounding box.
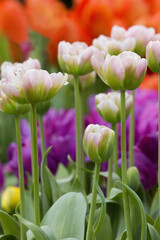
[121,90,133,240]
[15,116,26,240]
[158,73,160,221]
[74,77,81,180]
[80,91,86,189]
[38,115,46,158]
[107,124,115,197]
[129,90,135,167]
[114,124,118,173]
[86,162,101,240]
[30,104,40,226]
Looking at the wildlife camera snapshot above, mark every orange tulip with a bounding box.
[140,73,158,91]
[25,0,68,38]
[0,0,28,44]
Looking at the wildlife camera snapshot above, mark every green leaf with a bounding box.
[154,216,160,235]
[147,223,160,240]
[121,230,127,240]
[93,180,106,238]
[15,215,53,240]
[0,210,20,240]
[0,235,17,240]
[41,192,87,240]
[72,176,86,196]
[150,191,159,221]
[45,167,61,203]
[100,171,121,182]
[117,181,147,240]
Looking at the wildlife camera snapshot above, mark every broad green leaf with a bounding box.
[154,216,160,235]
[120,231,127,240]
[150,191,159,221]
[15,215,52,240]
[0,210,20,240]
[45,167,61,203]
[41,192,87,240]
[95,213,112,240]
[100,171,121,182]
[57,169,75,193]
[72,176,86,196]
[146,214,154,225]
[147,223,160,240]
[118,182,147,240]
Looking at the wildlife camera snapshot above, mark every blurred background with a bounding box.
[0,0,159,163]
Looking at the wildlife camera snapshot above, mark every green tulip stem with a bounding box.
[114,124,118,173]
[80,91,86,189]
[30,104,40,226]
[121,90,133,240]
[86,162,101,240]
[74,77,81,180]
[158,72,160,221]
[107,124,116,197]
[38,114,46,158]
[15,116,26,240]
[129,90,135,167]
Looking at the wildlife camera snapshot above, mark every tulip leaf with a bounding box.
[154,216,160,235]
[120,230,127,240]
[147,223,160,240]
[71,176,86,196]
[15,214,54,240]
[117,181,147,240]
[150,191,159,221]
[41,192,87,240]
[0,235,17,240]
[93,180,106,238]
[0,210,20,240]
[100,171,121,182]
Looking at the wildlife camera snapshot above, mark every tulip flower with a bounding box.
[146,41,160,73]
[111,25,127,40]
[0,91,30,115]
[83,124,115,163]
[126,25,155,56]
[0,59,68,104]
[93,34,136,55]
[84,124,115,240]
[91,51,147,91]
[58,41,97,76]
[95,92,132,124]
[1,186,20,213]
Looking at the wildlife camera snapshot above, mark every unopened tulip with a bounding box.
[93,34,135,55]
[91,51,147,90]
[58,41,97,76]
[95,92,132,124]
[83,124,115,163]
[0,91,30,115]
[111,25,127,40]
[1,186,20,213]
[126,25,155,56]
[146,41,160,73]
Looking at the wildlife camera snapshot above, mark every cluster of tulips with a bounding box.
[0,24,160,240]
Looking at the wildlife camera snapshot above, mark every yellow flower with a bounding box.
[1,186,20,213]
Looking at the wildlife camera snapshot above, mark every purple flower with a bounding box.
[5,108,76,178]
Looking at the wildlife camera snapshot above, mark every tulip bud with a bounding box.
[0,91,30,115]
[83,124,115,163]
[58,41,97,76]
[126,25,155,57]
[1,186,20,213]
[127,167,141,191]
[111,25,127,40]
[68,71,96,91]
[95,92,132,124]
[93,34,136,55]
[146,41,160,73]
[91,51,147,91]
